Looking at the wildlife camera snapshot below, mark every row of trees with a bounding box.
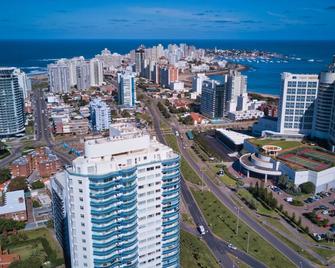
[0,218,25,234]
[157,102,171,119]
[248,182,278,209]
[277,175,315,194]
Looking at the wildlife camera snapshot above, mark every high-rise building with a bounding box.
[89,58,104,87]
[200,79,227,119]
[76,62,91,91]
[135,47,145,74]
[277,72,319,135]
[225,71,247,112]
[159,66,179,88]
[15,69,32,98]
[51,172,71,267]
[0,67,25,137]
[68,57,85,86]
[89,98,111,131]
[313,58,335,140]
[60,122,180,268]
[118,72,137,108]
[191,73,208,96]
[48,62,71,93]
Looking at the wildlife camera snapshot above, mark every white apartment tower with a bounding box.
[63,123,180,268]
[118,72,137,108]
[76,61,91,91]
[90,58,104,87]
[48,62,71,93]
[191,73,208,96]
[226,70,247,112]
[89,98,111,131]
[277,72,319,135]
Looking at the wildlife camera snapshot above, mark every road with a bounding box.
[170,125,315,268]
[32,89,72,165]
[148,104,267,268]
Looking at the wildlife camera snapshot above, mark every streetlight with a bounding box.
[235,206,240,236]
[247,232,250,253]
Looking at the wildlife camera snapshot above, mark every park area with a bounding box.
[278,147,335,171]
[1,228,64,267]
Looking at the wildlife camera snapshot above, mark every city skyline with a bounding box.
[1,0,335,40]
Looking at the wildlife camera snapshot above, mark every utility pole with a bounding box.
[236,206,240,236]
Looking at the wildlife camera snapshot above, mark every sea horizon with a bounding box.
[1,39,334,95]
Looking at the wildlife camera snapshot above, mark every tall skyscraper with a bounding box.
[159,66,179,89]
[89,98,111,131]
[60,122,180,268]
[225,71,247,112]
[200,79,227,119]
[277,72,319,135]
[191,73,208,96]
[76,62,91,91]
[0,68,25,137]
[135,47,145,74]
[48,62,71,93]
[68,57,86,86]
[313,58,335,140]
[89,58,104,87]
[15,69,32,98]
[118,72,136,108]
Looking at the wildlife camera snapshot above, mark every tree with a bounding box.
[31,180,45,189]
[182,115,194,125]
[299,182,315,194]
[32,200,41,208]
[0,168,11,184]
[278,175,289,189]
[121,110,131,118]
[8,177,28,192]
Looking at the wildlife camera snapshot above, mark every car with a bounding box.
[228,243,237,250]
[217,170,225,176]
[197,225,206,235]
[319,205,329,210]
[322,210,329,215]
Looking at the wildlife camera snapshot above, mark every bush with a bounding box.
[8,177,28,192]
[31,180,44,189]
[299,182,315,194]
[32,200,41,208]
[291,199,304,206]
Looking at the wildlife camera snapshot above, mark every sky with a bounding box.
[1,0,335,40]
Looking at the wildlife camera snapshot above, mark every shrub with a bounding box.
[31,180,44,189]
[299,182,315,194]
[291,199,304,206]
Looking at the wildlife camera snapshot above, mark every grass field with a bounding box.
[5,228,64,266]
[181,230,220,268]
[165,134,179,152]
[248,139,301,150]
[313,247,335,261]
[192,189,295,268]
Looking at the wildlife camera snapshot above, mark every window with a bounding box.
[80,214,85,218]
[82,231,86,235]
[79,189,83,193]
[80,206,84,210]
[82,239,86,243]
[78,180,82,185]
[81,222,85,227]
[83,247,87,251]
[79,197,84,202]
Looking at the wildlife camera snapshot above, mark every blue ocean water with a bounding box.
[0,39,334,95]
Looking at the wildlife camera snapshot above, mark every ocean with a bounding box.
[0,39,334,95]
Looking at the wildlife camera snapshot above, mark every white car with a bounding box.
[197,225,206,235]
[228,243,237,250]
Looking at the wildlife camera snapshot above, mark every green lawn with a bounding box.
[181,213,195,226]
[192,189,295,268]
[248,139,301,150]
[220,175,237,188]
[237,188,274,216]
[165,134,179,153]
[180,157,202,185]
[181,230,220,268]
[270,229,323,266]
[313,247,335,261]
[4,228,64,266]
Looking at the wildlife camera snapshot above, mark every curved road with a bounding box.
[148,104,267,268]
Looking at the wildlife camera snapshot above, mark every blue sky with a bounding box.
[1,0,335,39]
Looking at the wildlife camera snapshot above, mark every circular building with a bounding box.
[239,150,282,182]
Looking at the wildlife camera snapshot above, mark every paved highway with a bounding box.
[170,124,315,268]
[148,104,267,268]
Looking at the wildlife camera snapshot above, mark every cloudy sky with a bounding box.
[1,0,335,39]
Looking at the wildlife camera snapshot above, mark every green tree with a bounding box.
[299,182,315,194]
[31,180,45,189]
[8,177,28,192]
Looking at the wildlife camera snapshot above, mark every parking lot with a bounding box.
[270,185,335,236]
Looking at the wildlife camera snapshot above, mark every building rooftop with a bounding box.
[0,190,26,215]
[216,129,253,145]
